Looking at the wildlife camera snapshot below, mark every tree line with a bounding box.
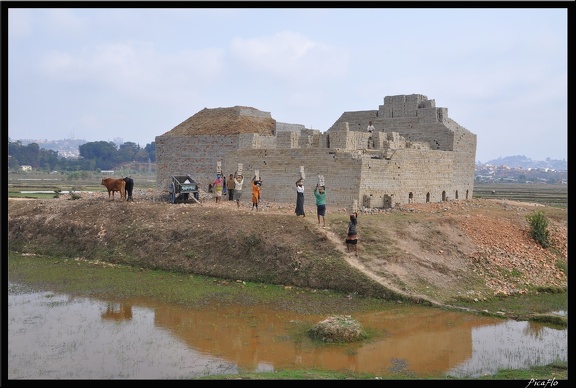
[8,140,156,172]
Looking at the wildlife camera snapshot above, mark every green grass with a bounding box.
[474,361,568,380]
[196,361,568,380]
[7,252,393,313]
[8,192,60,199]
[448,289,567,322]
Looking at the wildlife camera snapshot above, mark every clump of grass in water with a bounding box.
[307,315,367,343]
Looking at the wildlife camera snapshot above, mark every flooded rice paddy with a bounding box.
[8,282,567,379]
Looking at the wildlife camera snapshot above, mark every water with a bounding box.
[7,282,567,379]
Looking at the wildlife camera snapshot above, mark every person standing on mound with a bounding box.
[251,176,262,211]
[314,183,326,227]
[346,212,359,256]
[233,174,244,208]
[295,179,305,217]
[227,174,235,201]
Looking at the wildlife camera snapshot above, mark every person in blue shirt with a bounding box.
[314,184,326,227]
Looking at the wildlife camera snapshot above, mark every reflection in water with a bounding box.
[101,303,133,321]
[447,320,567,378]
[8,282,567,379]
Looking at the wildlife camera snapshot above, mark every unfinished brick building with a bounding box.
[155,94,477,209]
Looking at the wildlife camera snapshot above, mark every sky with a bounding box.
[6,6,568,163]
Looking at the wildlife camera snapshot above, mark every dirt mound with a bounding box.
[308,315,367,343]
[7,194,567,305]
[163,106,276,136]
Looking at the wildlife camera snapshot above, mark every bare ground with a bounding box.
[7,189,567,307]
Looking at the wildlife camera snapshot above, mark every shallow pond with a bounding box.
[7,282,567,379]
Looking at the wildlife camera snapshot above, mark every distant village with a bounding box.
[474,163,567,185]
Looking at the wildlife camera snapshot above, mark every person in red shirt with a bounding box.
[212,174,224,203]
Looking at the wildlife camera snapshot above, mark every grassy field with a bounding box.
[7,171,156,198]
[473,182,567,208]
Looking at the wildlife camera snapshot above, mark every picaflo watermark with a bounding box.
[525,378,559,388]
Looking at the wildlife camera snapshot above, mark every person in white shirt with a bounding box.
[366,121,375,133]
[295,179,305,217]
[233,174,244,208]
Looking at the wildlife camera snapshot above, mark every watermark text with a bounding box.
[525,378,558,388]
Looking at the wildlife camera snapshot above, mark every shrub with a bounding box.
[526,211,550,248]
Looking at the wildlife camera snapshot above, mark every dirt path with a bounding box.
[298,214,443,306]
[172,198,441,304]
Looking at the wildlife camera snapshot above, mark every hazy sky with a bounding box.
[6,6,568,163]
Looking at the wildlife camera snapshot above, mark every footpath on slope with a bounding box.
[298,213,447,308]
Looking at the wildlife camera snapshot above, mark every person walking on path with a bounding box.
[212,174,224,203]
[314,183,326,227]
[345,212,359,256]
[233,174,244,208]
[227,174,235,201]
[295,179,305,217]
[251,176,262,211]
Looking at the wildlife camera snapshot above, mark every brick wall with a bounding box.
[155,94,477,208]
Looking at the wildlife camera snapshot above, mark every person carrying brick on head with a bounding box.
[314,183,326,227]
[227,174,235,201]
[233,173,244,208]
[251,176,262,211]
[212,173,224,203]
[295,179,305,217]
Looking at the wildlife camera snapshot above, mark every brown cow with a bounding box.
[101,178,126,201]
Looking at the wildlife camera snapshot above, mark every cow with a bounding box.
[101,178,126,201]
[124,177,134,202]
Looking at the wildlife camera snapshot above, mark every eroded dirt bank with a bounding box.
[7,194,567,306]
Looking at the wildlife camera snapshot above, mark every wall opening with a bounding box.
[426,192,430,203]
[408,192,414,204]
[382,194,392,209]
[442,191,447,201]
[455,190,459,199]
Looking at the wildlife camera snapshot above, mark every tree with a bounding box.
[117,142,140,164]
[38,149,60,171]
[79,141,118,170]
[144,142,156,162]
[9,138,157,171]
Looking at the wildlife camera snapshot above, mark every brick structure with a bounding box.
[156,94,476,209]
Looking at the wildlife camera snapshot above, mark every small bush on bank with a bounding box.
[526,211,550,248]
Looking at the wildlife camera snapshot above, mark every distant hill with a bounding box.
[482,155,567,171]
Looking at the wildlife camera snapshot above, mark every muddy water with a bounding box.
[8,282,567,379]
